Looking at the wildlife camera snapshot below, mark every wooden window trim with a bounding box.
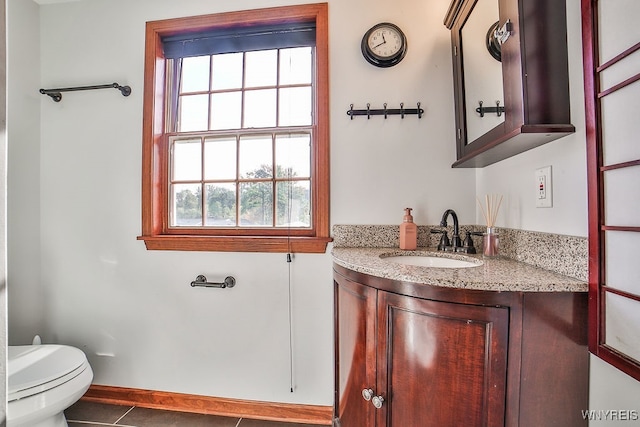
[138,4,331,253]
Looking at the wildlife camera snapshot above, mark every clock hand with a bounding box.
[372,34,388,49]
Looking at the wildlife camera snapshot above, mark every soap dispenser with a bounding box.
[399,208,417,250]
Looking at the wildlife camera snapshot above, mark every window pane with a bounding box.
[603,167,640,227]
[210,92,242,130]
[244,89,277,128]
[204,137,236,180]
[605,292,640,363]
[205,183,236,226]
[280,47,312,85]
[601,86,640,166]
[181,56,211,93]
[179,94,209,132]
[211,52,243,90]
[275,134,311,178]
[172,183,202,226]
[240,182,273,226]
[605,230,640,295]
[245,49,277,87]
[279,87,312,126]
[172,139,202,181]
[276,180,311,227]
[598,0,640,64]
[239,135,273,178]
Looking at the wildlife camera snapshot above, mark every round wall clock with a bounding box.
[486,21,502,62]
[361,22,408,68]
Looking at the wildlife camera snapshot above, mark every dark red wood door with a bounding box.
[377,291,509,427]
[334,276,377,427]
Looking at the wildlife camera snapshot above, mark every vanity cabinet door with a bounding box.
[376,291,509,427]
[334,275,377,427]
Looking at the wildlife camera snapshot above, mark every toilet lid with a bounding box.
[8,345,89,400]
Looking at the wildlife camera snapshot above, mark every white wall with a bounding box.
[7,0,639,413]
[6,0,43,345]
[329,0,475,226]
[7,0,474,405]
[1,0,7,421]
[475,0,588,237]
[590,356,640,426]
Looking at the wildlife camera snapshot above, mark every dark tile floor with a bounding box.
[65,400,323,427]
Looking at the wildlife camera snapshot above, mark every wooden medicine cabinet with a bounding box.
[444,0,574,168]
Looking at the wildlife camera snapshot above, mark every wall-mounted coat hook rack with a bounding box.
[476,100,505,117]
[347,102,424,120]
[39,82,132,102]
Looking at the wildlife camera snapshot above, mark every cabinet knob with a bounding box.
[372,395,385,409]
[361,388,374,401]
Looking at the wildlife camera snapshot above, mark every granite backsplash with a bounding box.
[332,224,588,282]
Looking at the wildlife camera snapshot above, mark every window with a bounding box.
[139,4,330,253]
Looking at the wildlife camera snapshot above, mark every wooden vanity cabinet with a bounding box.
[443,0,575,168]
[333,264,589,427]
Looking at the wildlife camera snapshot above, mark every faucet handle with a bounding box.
[460,230,484,254]
[430,229,450,251]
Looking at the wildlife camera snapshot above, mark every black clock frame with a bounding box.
[361,22,407,68]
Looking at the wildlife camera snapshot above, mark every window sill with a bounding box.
[137,234,332,253]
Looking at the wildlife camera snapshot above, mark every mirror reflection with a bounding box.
[461,0,504,144]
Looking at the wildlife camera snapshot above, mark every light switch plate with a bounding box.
[535,166,552,208]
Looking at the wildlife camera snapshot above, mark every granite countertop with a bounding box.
[332,247,588,292]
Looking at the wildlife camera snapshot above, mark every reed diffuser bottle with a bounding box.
[478,195,502,257]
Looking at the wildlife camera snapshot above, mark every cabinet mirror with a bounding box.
[461,0,504,144]
[445,0,574,168]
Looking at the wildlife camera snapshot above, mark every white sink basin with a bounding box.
[382,255,482,269]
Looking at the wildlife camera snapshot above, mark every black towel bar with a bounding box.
[190,275,236,289]
[39,82,131,102]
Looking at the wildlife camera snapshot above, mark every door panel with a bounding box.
[334,276,377,427]
[584,0,640,380]
[377,292,509,427]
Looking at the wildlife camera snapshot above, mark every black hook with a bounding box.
[367,103,371,119]
[417,102,422,119]
[349,103,354,120]
[383,103,388,119]
[476,100,505,117]
[400,102,405,119]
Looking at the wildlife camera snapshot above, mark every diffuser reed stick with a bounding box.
[477,194,503,256]
[477,194,503,227]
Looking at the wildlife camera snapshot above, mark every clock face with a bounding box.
[361,23,407,67]
[367,25,403,59]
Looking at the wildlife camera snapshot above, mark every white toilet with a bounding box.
[7,344,94,427]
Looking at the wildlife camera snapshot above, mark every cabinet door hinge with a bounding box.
[457,128,462,139]
[453,45,457,56]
